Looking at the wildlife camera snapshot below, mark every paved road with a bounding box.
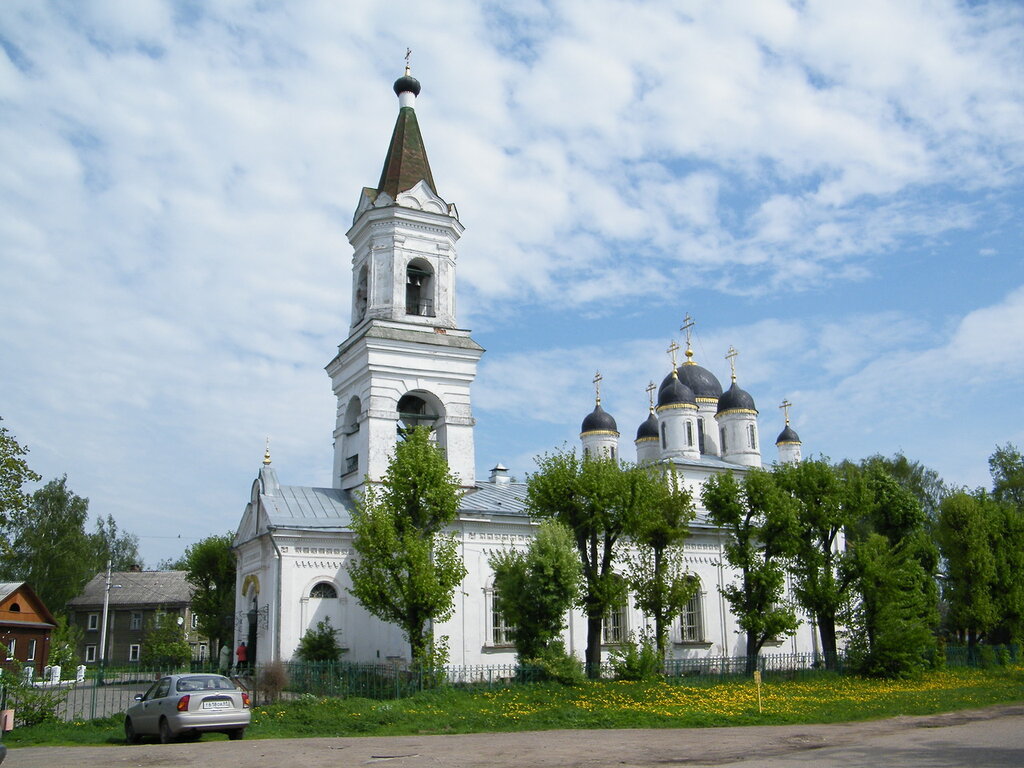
[5,704,1024,768]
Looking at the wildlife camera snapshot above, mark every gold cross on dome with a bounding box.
[593,371,603,405]
[681,313,696,362]
[725,346,738,382]
[667,340,680,370]
[263,437,272,465]
[645,380,656,409]
[779,399,792,425]
[404,48,412,75]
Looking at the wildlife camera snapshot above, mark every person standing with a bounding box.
[236,641,248,672]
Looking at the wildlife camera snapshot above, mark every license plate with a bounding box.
[201,700,231,710]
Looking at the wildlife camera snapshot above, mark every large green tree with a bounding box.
[625,467,697,660]
[773,459,853,670]
[701,469,800,673]
[989,443,1024,510]
[347,426,466,666]
[183,533,237,654]
[936,490,999,647]
[0,418,40,527]
[91,514,141,571]
[526,451,638,677]
[0,476,96,612]
[489,519,581,660]
[860,453,947,521]
[844,470,939,676]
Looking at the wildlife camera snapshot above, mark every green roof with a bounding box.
[376,106,437,199]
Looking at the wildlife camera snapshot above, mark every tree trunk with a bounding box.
[818,615,839,670]
[744,632,760,675]
[586,614,603,679]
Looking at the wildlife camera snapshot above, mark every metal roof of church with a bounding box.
[263,485,354,529]
[459,482,530,516]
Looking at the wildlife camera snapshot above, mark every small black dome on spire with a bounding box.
[635,411,659,441]
[394,74,421,97]
[717,381,756,414]
[776,424,801,445]
[658,376,696,408]
[581,404,618,434]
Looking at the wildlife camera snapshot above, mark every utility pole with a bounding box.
[98,561,121,665]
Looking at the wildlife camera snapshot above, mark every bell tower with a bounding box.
[327,66,483,492]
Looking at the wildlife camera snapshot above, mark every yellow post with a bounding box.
[753,670,762,714]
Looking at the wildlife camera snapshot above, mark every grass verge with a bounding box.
[5,666,1023,748]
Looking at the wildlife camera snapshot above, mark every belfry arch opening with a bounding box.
[396,391,449,455]
[405,259,434,317]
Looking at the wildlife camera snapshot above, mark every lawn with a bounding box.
[6,666,1024,748]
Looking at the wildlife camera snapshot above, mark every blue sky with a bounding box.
[1,1,1022,567]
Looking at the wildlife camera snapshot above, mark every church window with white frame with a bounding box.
[310,582,338,599]
[680,579,704,643]
[747,424,757,450]
[602,577,628,644]
[486,586,514,647]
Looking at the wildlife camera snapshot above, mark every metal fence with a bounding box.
[1,644,1018,725]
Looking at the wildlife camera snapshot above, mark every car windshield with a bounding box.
[175,675,236,692]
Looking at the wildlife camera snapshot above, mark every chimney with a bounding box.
[489,463,511,485]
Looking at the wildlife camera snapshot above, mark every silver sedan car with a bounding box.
[124,673,251,743]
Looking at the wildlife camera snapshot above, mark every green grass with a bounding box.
[6,666,1024,748]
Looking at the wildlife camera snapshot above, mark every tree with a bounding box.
[701,469,800,673]
[625,467,697,660]
[774,459,853,670]
[90,514,140,571]
[48,615,83,669]
[526,450,638,677]
[861,453,947,521]
[0,476,96,612]
[347,426,466,666]
[0,417,40,527]
[294,618,344,662]
[183,534,236,654]
[989,443,1024,510]
[489,519,581,660]
[844,470,938,676]
[937,490,999,647]
[140,611,191,669]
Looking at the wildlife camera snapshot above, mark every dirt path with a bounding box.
[5,704,1024,768]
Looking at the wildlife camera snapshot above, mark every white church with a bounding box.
[232,69,816,668]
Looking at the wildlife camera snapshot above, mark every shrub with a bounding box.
[521,641,585,685]
[258,660,289,703]
[609,630,662,681]
[295,618,344,663]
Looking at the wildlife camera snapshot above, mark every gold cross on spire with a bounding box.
[404,47,412,75]
[593,370,603,405]
[667,340,681,372]
[779,399,792,425]
[263,437,272,465]
[681,313,696,364]
[646,380,656,412]
[725,345,739,382]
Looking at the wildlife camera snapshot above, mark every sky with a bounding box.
[1,0,1022,568]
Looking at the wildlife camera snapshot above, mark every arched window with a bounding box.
[397,393,439,437]
[342,397,361,476]
[685,420,694,447]
[660,422,667,450]
[9,603,20,613]
[697,418,705,454]
[405,260,434,317]
[747,424,757,450]
[720,428,727,454]
[680,577,704,643]
[488,587,515,647]
[309,582,338,599]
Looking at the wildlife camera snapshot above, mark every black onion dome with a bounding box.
[581,404,618,434]
[659,364,722,400]
[776,424,801,444]
[716,381,756,414]
[393,74,421,97]
[657,376,696,408]
[635,412,659,441]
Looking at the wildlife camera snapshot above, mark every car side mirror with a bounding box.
[134,694,144,701]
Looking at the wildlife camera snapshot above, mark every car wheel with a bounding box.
[159,717,175,744]
[228,728,245,741]
[124,717,139,745]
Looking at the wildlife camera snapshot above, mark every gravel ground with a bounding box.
[4,704,1023,768]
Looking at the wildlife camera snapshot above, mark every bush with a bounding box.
[609,630,662,681]
[295,618,344,663]
[258,660,289,703]
[3,675,69,727]
[521,641,585,685]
